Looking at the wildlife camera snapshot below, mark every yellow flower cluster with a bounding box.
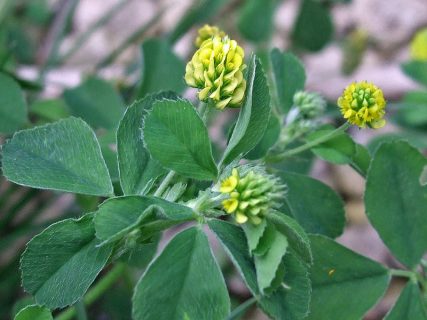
[185,33,246,110]
[337,81,386,129]
[220,168,285,225]
[410,28,427,61]
[195,24,226,48]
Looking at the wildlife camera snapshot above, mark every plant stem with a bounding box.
[55,263,125,320]
[390,269,417,280]
[74,301,87,320]
[60,0,132,62]
[153,171,176,197]
[266,122,350,163]
[226,297,257,320]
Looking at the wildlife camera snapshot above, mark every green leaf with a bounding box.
[98,131,119,182]
[0,72,28,134]
[143,98,217,180]
[292,0,334,51]
[307,235,390,320]
[267,211,312,265]
[350,143,371,176]
[132,227,230,320]
[393,91,427,129]
[2,117,113,196]
[94,196,194,244]
[270,49,306,113]
[20,214,113,308]
[254,227,288,293]
[368,132,427,153]
[138,39,185,97]
[30,99,69,123]
[365,141,427,267]
[279,172,345,238]
[208,219,259,295]
[237,0,278,42]
[167,0,228,44]
[307,127,356,164]
[63,77,125,130]
[401,61,427,87]
[221,55,271,166]
[385,281,427,320]
[242,220,267,254]
[14,305,52,320]
[117,93,178,195]
[119,234,160,268]
[258,253,311,320]
[246,113,280,160]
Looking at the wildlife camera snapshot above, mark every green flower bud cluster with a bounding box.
[195,24,226,48]
[220,168,286,225]
[185,35,246,110]
[278,91,326,148]
[292,91,326,120]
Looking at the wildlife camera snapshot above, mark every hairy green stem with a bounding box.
[226,297,257,320]
[55,264,125,320]
[153,171,176,197]
[74,301,87,320]
[390,269,417,280]
[266,122,351,163]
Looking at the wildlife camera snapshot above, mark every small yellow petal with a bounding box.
[222,199,239,213]
[235,212,248,224]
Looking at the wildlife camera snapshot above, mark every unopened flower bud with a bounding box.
[195,24,226,48]
[293,91,326,120]
[219,167,286,225]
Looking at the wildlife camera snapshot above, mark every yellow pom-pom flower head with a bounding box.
[337,81,386,129]
[219,167,286,225]
[410,28,427,61]
[195,24,226,48]
[185,35,246,110]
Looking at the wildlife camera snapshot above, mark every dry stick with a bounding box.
[94,7,167,71]
[38,0,80,74]
[60,0,132,62]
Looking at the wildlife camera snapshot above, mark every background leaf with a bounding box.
[0,72,28,134]
[237,0,278,42]
[279,172,345,238]
[132,227,230,320]
[221,55,271,166]
[117,93,178,195]
[143,98,217,180]
[63,77,125,130]
[2,117,113,196]
[246,113,280,160]
[385,281,427,320]
[307,235,390,320]
[291,0,334,51]
[14,305,52,320]
[138,39,185,98]
[365,140,427,267]
[401,61,427,87]
[166,0,228,44]
[270,49,306,113]
[20,214,113,308]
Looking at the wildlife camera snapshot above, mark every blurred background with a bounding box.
[1,0,427,319]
